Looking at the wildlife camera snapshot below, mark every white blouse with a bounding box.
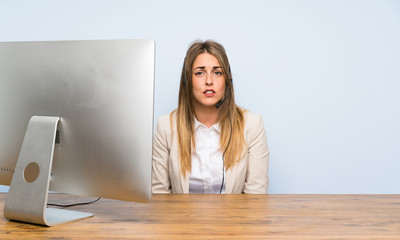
[189,119,225,194]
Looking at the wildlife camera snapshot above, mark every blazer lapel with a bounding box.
[180,170,190,193]
[169,114,189,194]
[225,161,238,193]
[173,145,189,193]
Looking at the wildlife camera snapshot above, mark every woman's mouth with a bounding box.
[203,90,215,96]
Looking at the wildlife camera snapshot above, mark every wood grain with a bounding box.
[1,193,399,239]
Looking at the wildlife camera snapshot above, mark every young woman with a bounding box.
[152,40,269,194]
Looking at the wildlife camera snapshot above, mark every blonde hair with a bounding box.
[174,40,247,176]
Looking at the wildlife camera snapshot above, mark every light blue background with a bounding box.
[1,0,399,193]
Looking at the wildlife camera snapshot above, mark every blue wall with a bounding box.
[1,0,399,193]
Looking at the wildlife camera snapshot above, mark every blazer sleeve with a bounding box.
[243,113,269,194]
[152,115,172,194]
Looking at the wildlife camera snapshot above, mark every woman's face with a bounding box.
[191,53,225,110]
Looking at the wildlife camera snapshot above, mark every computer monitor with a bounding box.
[0,39,155,226]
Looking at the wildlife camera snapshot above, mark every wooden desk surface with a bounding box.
[0,193,399,239]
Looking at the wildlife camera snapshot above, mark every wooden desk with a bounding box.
[1,193,399,239]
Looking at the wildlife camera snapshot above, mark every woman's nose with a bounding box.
[205,73,213,85]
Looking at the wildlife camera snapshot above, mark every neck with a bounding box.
[195,106,220,128]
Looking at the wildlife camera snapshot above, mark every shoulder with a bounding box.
[156,111,176,132]
[242,110,266,142]
[243,110,264,129]
[153,111,177,150]
[156,114,171,129]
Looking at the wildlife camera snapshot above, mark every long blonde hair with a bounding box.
[174,40,246,176]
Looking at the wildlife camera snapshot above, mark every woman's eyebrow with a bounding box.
[193,66,222,70]
[193,66,205,71]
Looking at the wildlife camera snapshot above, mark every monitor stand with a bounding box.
[3,116,93,226]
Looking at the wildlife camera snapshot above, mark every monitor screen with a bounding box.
[0,39,154,206]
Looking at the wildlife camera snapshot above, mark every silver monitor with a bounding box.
[0,39,155,226]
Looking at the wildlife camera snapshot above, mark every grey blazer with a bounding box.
[152,110,269,194]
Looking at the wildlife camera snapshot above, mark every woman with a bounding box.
[152,40,269,194]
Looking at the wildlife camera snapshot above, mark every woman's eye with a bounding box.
[214,71,222,76]
[195,72,203,76]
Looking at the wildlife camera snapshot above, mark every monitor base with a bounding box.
[3,116,93,226]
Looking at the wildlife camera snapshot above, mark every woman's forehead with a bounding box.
[193,53,221,68]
